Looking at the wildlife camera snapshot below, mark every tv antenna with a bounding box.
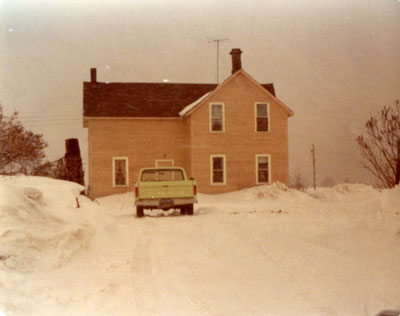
[208,38,229,83]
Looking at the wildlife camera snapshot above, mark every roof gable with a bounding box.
[180,69,293,117]
[240,70,294,117]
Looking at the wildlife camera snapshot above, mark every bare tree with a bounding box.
[0,105,48,175]
[357,100,400,188]
[290,168,308,191]
[320,176,335,188]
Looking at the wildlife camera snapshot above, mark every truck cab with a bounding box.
[134,167,197,217]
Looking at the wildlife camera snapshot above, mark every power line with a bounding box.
[21,120,83,127]
[20,118,81,123]
[18,114,81,119]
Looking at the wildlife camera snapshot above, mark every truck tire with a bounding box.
[186,204,194,215]
[136,206,144,218]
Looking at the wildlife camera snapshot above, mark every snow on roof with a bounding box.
[179,92,211,117]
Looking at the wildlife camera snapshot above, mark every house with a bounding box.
[83,49,294,198]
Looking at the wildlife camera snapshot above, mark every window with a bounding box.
[210,103,224,132]
[256,155,270,184]
[141,169,184,182]
[255,103,269,132]
[113,157,128,186]
[210,155,226,185]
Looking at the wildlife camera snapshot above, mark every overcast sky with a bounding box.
[1,0,399,186]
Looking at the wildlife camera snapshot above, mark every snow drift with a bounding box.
[0,176,95,271]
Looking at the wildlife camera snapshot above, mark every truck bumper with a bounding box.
[135,198,198,207]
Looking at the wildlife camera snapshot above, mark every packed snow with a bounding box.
[0,176,399,316]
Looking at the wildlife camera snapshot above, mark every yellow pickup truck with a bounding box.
[134,167,197,217]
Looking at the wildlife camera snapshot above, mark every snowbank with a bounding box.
[0,176,96,271]
[308,183,378,201]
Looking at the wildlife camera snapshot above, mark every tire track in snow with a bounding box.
[129,216,211,316]
[129,220,159,315]
[148,221,213,316]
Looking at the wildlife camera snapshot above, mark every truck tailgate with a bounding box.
[138,181,195,199]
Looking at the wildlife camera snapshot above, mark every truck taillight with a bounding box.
[135,186,139,198]
[193,185,197,196]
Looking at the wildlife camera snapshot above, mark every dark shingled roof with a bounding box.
[83,81,276,117]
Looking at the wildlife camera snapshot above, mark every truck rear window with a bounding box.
[141,169,184,182]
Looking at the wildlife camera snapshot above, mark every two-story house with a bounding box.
[83,49,294,198]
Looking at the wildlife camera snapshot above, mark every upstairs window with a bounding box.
[256,103,269,132]
[113,157,128,187]
[210,155,226,185]
[256,155,270,184]
[210,103,224,132]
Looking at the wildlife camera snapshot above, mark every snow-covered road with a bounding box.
[128,212,320,316]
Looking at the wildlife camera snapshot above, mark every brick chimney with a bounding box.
[90,68,97,83]
[230,48,242,74]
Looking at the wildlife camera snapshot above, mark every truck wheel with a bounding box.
[136,206,144,218]
[186,204,194,215]
[180,207,186,215]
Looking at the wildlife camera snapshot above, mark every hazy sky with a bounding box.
[1,0,399,186]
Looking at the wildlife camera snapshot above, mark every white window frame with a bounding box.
[209,102,225,133]
[112,157,129,187]
[255,102,270,132]
[210,154,226,185]
[155,159,174,167]
[256,154,271,184]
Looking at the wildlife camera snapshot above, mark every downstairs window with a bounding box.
[256,155,270,184]
[211,155,226,185]
[113,157,128,187]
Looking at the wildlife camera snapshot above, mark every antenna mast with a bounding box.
[208,38,229,83]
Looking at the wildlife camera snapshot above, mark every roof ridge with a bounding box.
[84,81,217,86]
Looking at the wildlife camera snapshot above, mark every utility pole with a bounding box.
[208,38,229,83]
[311,144,316,190]
[396,138,400,185]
